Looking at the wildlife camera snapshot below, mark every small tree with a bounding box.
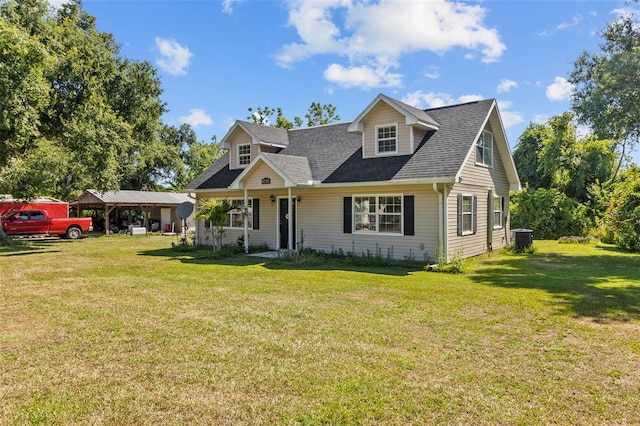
[195,198,231,253]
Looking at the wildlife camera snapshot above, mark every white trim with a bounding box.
[410,126,415,154]
[347,94,439,133]
[375,123,399,156]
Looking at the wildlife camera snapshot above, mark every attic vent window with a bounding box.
[376,124,398,155]
[261,177,271,185]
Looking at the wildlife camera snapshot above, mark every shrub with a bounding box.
[511,187,588,239]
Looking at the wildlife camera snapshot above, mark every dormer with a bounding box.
[347,94,439,159]
[220,121,290,170]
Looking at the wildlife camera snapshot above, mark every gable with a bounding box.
[185,96,520,192]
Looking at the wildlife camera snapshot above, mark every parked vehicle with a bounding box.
[1,209,92,239]
[0,197,69,218]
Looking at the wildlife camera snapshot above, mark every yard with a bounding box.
[1,236,639,425]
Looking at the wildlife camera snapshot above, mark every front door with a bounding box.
[279,198,296,250]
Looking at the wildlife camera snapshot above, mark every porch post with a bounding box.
[288,187,293,252]
[243,188,249,253]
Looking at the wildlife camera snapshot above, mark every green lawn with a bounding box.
[1,236,639,425]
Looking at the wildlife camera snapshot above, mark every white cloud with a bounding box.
[423,66,440,80]
[179,109,213,127]
[155,37,193,76]
[402,91,483,109]
[497,79,518,93]
[496,100,524,128]
[557,14,583,31]
[276,0,506,88]
[324,63,403,89]
[546,76,574,101]
[222,0,242,14]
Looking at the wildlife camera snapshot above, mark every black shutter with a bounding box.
[457,194,463,236]
[472,195,478,235]
[404,195,414,236]
[343,197,352,233]
[252,198,259,230]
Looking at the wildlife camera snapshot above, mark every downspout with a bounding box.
[243,188,249,254]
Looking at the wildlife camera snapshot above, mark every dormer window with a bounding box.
[476,129,493,167]
[238,144,251,167]
[376,124,398,155]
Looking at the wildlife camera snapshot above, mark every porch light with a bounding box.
[270,194,276,204]
[296,196,301,203]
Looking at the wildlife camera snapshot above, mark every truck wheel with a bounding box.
[66,227,81,239]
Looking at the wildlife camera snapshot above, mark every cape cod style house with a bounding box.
[185,94,521,262]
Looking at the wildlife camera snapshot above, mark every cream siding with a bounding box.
[228,131,253,170]
[195,184,440,261]
[241,162,286,190]
[194,190,278,250]
[362,103,414,158]
[447,124,512,258]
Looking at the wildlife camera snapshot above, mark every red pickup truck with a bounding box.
[1,209,92,239]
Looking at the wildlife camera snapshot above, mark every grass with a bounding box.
[1,235,639,425]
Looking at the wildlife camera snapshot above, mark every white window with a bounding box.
[238,144,251,167]
[493,196,504,229]
[354,195,402,234]
[462,195,473,234]
[376,124,398,155]
[476,129,493,167]
[228,199,252,228]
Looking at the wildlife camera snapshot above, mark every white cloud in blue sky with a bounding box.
[275,0,506,89]
[497,79,518,94]
[222,0,242,15]
[546,77,574,101]
[179,109,213,128]
[154,37,193,76]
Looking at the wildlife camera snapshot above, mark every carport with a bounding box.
[70,189,195,235]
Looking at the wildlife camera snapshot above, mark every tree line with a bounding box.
[511,6,640,251]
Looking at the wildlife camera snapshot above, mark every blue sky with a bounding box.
[77,0,639,164]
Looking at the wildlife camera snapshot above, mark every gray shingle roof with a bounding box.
[186,97,496,190]
[238,121,290,146]
[261,152,313,185]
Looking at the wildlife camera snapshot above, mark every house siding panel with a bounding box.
[447,123,512,258]
[362,104,413,158]
[229,132,253,170]
[196,185,440,261]
[194,190,278,249]
[242,162,286,190]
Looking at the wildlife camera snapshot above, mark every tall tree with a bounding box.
[246,102,340,129]
[569,10,640,174]
[0,0,169,200]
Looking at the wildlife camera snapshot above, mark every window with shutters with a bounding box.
[353,195,402,234]
[462,195,473,234]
